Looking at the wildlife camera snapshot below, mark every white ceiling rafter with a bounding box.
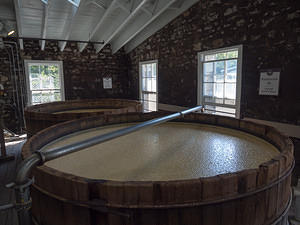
[141,7,152,16]
[130,0,135,11]
[124,0,199,53]
[78,0,120,52]
[169,0,185,10]
[10,0,199,54]
[140,0,159,16]
[85,0,106,10]
[13,0,24,49]
[95,0,150,53]
[116,0,132,14]
[110,0,179,54]
[40,3,49,50]
[58,0,86,51]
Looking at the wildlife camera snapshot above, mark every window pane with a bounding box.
[148,100,157,111]
[152,63,156,77]
[32,91,41,104]
[42,77,51,89]
[30,78,40,90]
[147,64,152,77]
[203,62,213,82]
[226,50,238,59]
[214,83,224,98]
[30,73,39,79]
[147,79,152,92]
[205,54,216,61]
[142,65,147,77]
[214,61,224,82]
[225,60,237,82]
[40,65,49,76]
[41,91,55,103]
[205,105,216,111]
[142,93,157,112]
[204,97,223,104]
[216,52,227,60]
[30,65,39,73]
[203,83,213,96]
[48,65,60,89]
[225,83,236,99]
[151,78,156,92]
[142,78,151,92]
[54,91,61,101]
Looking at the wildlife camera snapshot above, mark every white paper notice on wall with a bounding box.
[103,77,112,89]
[259,70,280,96]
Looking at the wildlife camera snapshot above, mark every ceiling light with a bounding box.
[7,30,15,36]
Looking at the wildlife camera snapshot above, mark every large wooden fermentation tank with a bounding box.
[22,112,294,225]
[24,99,142,137]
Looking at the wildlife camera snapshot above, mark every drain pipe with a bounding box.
[8,106,203,225]
[5,41,26,128]
[4,44,23,132]
[2,48,17,108]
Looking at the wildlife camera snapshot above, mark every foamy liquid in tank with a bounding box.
[42,122,279,181]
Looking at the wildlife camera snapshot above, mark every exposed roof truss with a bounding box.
[11,0,199,53]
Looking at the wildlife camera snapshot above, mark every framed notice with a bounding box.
[259,70,280,96]
[103,77,112,89]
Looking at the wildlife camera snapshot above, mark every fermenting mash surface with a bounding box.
[53,108,116,114]
[42,122,279,181]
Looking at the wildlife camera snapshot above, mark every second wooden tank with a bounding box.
[24,98,142,137]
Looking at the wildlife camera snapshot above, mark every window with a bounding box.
[197,45,242,118]
[24,60,65,105]
[139,60,158,112]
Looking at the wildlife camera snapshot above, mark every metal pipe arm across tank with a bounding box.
[15,105,203,185]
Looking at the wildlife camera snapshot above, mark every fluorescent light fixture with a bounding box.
[7,30,15,36]
[41,0,48,4]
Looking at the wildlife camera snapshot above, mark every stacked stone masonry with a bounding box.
[128,0,300,126]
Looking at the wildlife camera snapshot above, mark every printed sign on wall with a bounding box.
[103,77,112,89]
[259,70,280,96]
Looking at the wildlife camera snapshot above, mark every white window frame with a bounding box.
[197,45,243,118]
[24,60,65,106]
[139,60,158,112]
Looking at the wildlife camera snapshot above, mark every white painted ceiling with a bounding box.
[0,0,199,53]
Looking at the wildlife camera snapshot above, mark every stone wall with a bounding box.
[128,0,300,125]
[0,40,131,133]
[21,40,131,100]
[0,43,24,133]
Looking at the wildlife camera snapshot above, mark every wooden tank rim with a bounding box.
[24,98,143,122]
[22,112,294,209]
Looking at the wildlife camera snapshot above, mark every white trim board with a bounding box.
[159,103,300,138]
